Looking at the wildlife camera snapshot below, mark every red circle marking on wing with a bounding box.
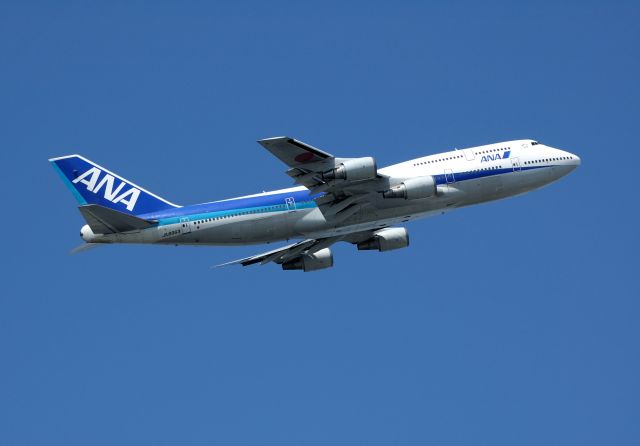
[294,152,315,163]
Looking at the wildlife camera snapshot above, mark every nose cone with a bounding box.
[572,154,581,166]
[557,151,580,182]
[566,151,581,170]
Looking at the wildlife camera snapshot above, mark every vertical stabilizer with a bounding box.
[49,154,179,215]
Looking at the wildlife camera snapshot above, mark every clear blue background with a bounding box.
[1,1,638,445]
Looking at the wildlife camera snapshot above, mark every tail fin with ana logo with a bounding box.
[49,154,180,216]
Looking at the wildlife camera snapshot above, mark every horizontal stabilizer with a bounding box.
[78,204,157,234]
[70,243,104,254]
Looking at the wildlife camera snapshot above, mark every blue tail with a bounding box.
[49,154,179,215]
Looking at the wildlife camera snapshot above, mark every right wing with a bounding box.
[215,229,382,269]
[215,236,342,268]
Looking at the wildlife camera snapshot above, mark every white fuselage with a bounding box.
[80,140,580,246]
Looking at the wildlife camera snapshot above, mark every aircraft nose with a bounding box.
[549,148,580,177]
[567,152,581,168]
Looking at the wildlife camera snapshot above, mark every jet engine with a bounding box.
[282,248,334,272]
[323,157,377,182]
[383,176,436,200]
[357,227,409,252]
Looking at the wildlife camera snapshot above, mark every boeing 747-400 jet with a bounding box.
[50,137,580,271]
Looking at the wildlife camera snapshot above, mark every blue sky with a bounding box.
[1,1,639,445]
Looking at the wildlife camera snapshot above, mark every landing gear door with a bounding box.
[511,157,522,172]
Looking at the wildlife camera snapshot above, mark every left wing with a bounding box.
[257,137,333,169]
[258,137,391,219]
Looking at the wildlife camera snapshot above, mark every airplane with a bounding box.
[49,137,580,271]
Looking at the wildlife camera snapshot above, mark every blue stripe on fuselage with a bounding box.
[432,165,543,184]
[156,200,318,226]
[142,165,551,224]
[139,189,320,221]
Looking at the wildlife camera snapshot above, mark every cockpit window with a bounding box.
[531,141,540,146]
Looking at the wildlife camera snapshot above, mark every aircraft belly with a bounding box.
[500,168,556,195]
[236,214,291,243]
[293,208,328,234]
[194,214,291,245]
[295,199,446,239]
[455,169,557,205]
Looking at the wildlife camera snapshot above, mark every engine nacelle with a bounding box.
[322,157,377,182]
[357,227,410,252]
[382,176,436,200]
[282,248,334,272]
